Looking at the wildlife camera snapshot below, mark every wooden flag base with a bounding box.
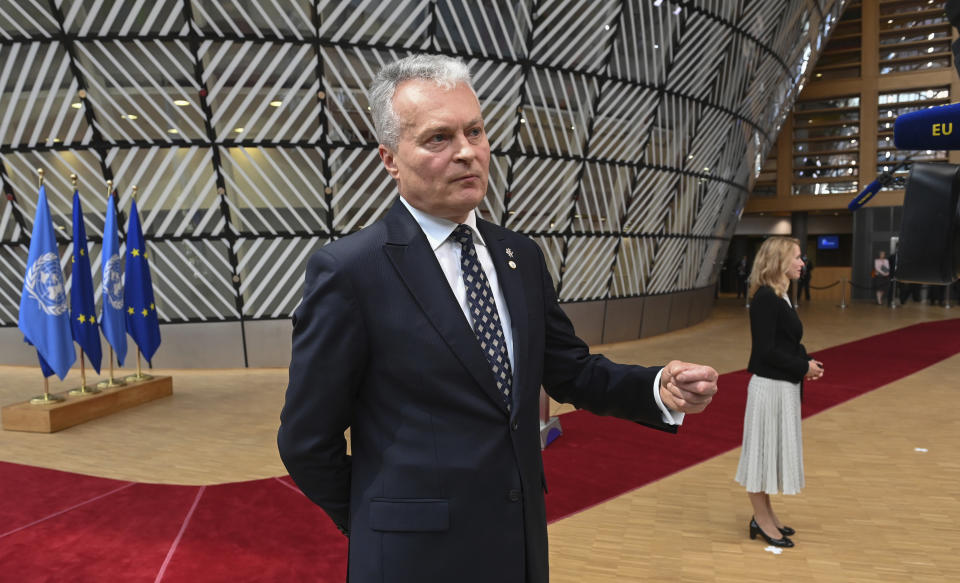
[1,375,172,433]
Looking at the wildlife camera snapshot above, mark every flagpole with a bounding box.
[123,186,155,383]
[68,349,100,396]
[67,173,101,397]
[126,347,153,382]
[28,169,66,405]
[97,179,125,389]
[30,375,66,405]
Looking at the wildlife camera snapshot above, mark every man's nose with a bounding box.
[452,133,477,162]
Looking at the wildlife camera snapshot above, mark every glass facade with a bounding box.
[0,0,841,327]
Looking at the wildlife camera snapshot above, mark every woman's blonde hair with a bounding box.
[748,236,801,298]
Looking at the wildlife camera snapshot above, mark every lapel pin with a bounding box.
[505,248,514,258]
[508,260,517,269]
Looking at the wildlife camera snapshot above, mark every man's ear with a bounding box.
[379,144,400,180]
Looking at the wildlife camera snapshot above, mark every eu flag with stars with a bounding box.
[70,190,102,374]
[124,198,161,362]
[18,185,76,379]
[100,191,126,366]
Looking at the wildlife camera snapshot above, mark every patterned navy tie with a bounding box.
[452,224,513,409]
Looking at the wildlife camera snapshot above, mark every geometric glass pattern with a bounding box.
[0,0,845,327]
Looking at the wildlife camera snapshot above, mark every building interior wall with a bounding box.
[0,1,843,368]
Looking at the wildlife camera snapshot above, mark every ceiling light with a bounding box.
[234,127,244,133]
[673,6,681,14]
[653,0,662,6]
[123,114,138,120]
[269,100,283,107]
[167,128,179,134]
[173,99,190,106]
[71,103,82,109]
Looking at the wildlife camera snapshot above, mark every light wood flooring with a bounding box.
[2,297,958,581]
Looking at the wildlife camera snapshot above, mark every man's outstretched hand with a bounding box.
[659,361,718,414]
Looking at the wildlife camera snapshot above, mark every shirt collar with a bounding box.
[399,197,483,251]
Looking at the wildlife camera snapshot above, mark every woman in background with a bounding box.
[735,237,824,548]
[874,250,891,305]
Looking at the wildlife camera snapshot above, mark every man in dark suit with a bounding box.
[278,54,719,583]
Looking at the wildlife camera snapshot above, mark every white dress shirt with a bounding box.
[400,198,681,425]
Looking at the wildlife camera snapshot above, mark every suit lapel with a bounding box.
[381,201,510,415]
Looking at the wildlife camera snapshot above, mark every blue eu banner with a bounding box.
[70,190,103,374]
[124,199,161,362]
[100,192,127,366]
[18,185,77,379]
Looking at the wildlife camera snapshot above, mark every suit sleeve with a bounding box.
[749,289,809,381]
[277,248,368,533]
[534,246,675,433]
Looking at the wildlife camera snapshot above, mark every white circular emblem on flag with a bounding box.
[25,252,68,316]
[103,253,124,310]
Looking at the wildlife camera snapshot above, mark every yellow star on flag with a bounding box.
[89,315,96,324]
[150,303,155,310]
[131,248,140,257]
[141,308,148,317]
[77,314,86,323]
[80,249,85,256]
[128,307,135,314]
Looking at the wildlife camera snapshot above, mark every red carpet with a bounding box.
[1,318,958,582]
[541,318,960,520]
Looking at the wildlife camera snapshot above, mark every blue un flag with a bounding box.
[123,199,161,362]
[100,192,126,366]
[70,190,102,374]
[18,185,77,379]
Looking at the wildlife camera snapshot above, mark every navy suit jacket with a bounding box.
[278,200,676,583]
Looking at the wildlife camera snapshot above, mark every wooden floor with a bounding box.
[2,297,958,581]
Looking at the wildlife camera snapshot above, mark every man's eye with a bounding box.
[430,134,446,142]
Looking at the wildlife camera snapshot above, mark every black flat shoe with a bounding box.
[749,517,794,548]
[778,525,795,536]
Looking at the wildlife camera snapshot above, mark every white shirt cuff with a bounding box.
[653,368,685,426]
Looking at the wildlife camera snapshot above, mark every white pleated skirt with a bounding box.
[735,374,805,495]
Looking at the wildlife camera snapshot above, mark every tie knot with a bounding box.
[452,224,474,248]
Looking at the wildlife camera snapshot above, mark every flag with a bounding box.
[100,191,126,366]
[70,190,103,374]
[18,185,76,379]
[123,198,161,362]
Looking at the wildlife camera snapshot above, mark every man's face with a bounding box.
[379,80,490,223]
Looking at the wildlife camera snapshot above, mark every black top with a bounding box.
[747,285,809,383]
